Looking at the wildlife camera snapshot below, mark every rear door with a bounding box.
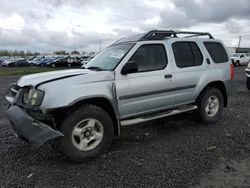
[115,42,175,118]
[170,40,206,105]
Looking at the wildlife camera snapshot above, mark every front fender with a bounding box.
[38,79,115,110]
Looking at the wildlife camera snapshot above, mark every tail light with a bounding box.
[230,64,234,80]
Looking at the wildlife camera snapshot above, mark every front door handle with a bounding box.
[206,58,211,65]
[164,74,172,79]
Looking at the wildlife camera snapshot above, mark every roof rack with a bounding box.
[139,30,214,40]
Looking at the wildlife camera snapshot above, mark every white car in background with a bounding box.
[28,57,44,65]
[1,59,15,67]
[231,53,250,66]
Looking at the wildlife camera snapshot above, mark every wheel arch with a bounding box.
[196,81,228,107]
[51,97,120,136]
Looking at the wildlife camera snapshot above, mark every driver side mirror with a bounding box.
[121,61,138,75]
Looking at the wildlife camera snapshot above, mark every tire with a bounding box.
[68,63,71,67]
[193,87,224,124]
[51,64,56,68]
[236,61,240,67]
[247,77,250,90]
[59,104,114,162]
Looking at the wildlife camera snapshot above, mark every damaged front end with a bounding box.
[6,83,63,145]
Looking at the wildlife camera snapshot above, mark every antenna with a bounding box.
[237,36,241,48]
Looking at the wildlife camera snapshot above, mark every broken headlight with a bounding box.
[22,88,44,106]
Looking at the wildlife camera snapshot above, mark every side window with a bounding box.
[129,44,167,72]
[204,42,228,63]
[172,42,203,68]
[240,54,244,58]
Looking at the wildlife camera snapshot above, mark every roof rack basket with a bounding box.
[139,30,214,40]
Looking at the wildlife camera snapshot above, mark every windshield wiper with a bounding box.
[85,66,103,71]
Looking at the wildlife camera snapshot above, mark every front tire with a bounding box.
[193,87,224,124]
[59,104,114,162]
[236,61,240,66]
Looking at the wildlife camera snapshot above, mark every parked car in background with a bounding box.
[246,63,250,90]
[80,56,93,66]
[2,59,29,67]
[36,58,54,66]
[29,57,44,66]
[27,56,36,64]
[1,59,15,67]
[48,57,68,67]
[14,59,30,67]
[231,53,250,66]
[67,57,82,67]
[0,57,10,65]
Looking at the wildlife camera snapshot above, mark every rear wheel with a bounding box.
[59,104,114,162]
[51,64,56,67]
[193,87,224,124]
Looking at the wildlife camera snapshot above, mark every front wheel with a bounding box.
[236,61,240,66]
[59,104,114,162]
[193,87,224,124]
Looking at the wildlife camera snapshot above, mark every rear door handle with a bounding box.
[164,74,172,79]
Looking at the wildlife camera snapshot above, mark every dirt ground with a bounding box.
[0,67,249,187]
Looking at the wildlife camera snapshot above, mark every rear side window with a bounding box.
[204,42,228,63]
[172,42,203,68]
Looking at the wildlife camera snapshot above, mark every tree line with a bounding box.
[0,50,40,57]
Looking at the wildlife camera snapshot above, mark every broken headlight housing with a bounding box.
[22,88,44,107]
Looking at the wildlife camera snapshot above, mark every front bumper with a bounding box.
[6,105,63,145]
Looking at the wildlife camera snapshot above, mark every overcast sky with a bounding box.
[0,0,250,52]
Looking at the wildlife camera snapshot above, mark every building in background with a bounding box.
[227,47,250,56]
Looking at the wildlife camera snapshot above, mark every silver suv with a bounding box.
[6,30,233,162]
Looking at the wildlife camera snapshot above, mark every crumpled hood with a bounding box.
[17,69,114,87]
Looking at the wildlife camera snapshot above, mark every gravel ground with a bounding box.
[0,67,249,187]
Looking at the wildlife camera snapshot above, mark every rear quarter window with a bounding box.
[204,42,228,63]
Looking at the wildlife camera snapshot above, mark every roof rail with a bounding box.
[139,30,214,40]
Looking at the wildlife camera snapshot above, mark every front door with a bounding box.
[115,43,175,119]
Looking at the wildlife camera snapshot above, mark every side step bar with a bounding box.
[120,105,197,126]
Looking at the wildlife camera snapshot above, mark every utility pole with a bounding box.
[237,36,241,48]
[71,21,76,51]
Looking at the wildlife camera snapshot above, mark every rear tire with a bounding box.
[51,64,56,67]
[59,104,114,162]
[193,87,224,124]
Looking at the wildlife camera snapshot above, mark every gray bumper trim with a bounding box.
[6,105,63,145]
